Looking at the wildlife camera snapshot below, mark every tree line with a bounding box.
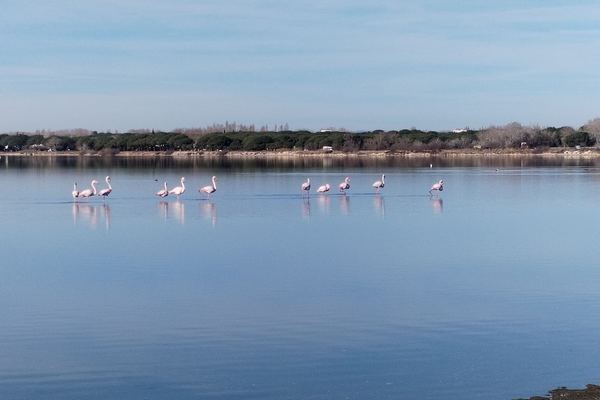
[2,120,600,153]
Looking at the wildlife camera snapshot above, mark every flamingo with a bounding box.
[301,178,311,195]
[429,179,444,195]
[72,182,79,199]
[199,176,217,198]
[317,183,330,194]
[156,181,169,198]
[169,177,186,198]
[372,174,385,192]
[98,176,112,198]
[78,179,98,199]
[339,177,350,193]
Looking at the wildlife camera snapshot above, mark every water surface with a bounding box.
[2,155,600,399]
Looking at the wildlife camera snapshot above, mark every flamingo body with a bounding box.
[317,183,330,193]
[301,178,311,193]
[169,177,186,197]
[98,176,112,198]
[78,180,98,198]
[429,180,444,195]
[373,174,385,191]
[156,182,169,197]
[199,176,217,197]
[339,177,350,192]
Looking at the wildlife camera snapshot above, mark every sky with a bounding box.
[2,0,600,132]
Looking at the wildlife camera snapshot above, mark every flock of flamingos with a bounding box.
[71,174,445,200]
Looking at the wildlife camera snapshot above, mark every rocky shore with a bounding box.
[522,384,600,400]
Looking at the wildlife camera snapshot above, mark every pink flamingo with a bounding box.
[156,181,169,198]
[98,176,112,199]
[317,183,331,194]
[78,179,98,199]
[429,180,444,195]
[372,174,385,192]
[71,182,79,199]
[199,176,217,198]
[169,177,186,198]
[339,177,350,193]
[301,178,311,195]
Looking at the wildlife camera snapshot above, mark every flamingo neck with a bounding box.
[107,179,112,190]
[181,179,185,190]
[212,177,217,189]
[91,181,97,195]
[164,182,168,191]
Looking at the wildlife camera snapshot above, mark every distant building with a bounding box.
[322,146,333,153]
[320,129,333,133]
[452,128,468,133]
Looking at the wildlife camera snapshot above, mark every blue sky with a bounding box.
[2,0,600,132]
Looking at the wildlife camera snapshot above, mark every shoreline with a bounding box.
[522,384,600,400]
[3,148,600,158]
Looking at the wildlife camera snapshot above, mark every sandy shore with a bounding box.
[4,148,600,158]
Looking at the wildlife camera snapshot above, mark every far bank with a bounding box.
[4,148,600,159]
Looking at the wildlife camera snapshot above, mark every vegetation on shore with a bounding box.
[520,383,600,400]
[3,119,600,153]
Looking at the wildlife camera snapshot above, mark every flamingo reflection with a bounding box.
[200,201,217,227]
[158,200,185,224]
[374,194,385,218]
[171,200,185,225]
[431,198,443,214]
[72,203,111,230]
[158,201,169,221]
[317,193,331,214]
[339,194,350,215]
[301,197,311,219]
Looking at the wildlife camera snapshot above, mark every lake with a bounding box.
[1,155,600,399]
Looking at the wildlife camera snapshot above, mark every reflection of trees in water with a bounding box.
[9,154,600,171]
[72,203,111,230]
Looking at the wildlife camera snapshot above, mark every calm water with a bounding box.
[2,155,600,399]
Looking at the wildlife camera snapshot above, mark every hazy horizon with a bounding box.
[3,1,600,132]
